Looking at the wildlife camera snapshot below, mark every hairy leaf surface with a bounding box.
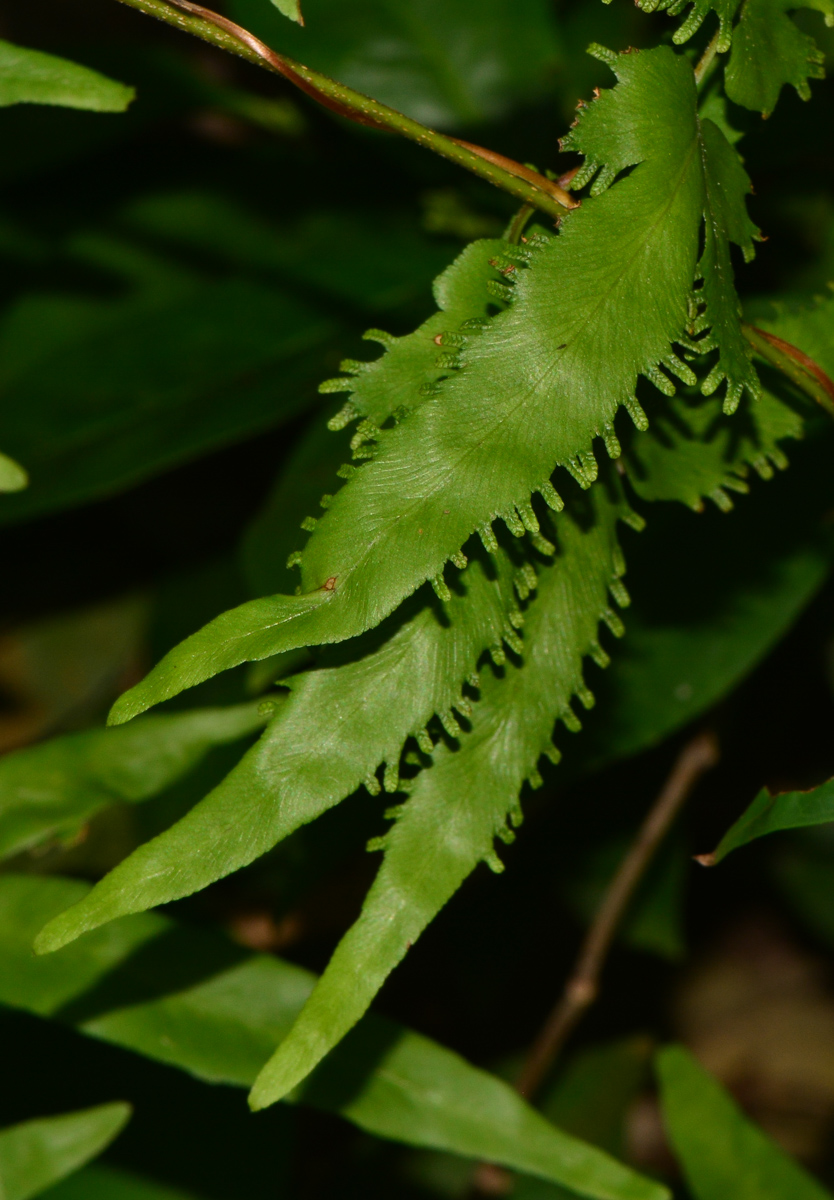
[4,876,666,1199]
[0,703,266,862]
[657,1045,832,1198]
[725,0,834,115]
[695,119,761,411]
[249,481,636,1107]
[111,45,736,725]
[0,1105,131,1200]
[36,552,521,953]
[0,40,134,111]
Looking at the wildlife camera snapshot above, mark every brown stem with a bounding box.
[470,732,720,1196]
[112,0,577,220]
[512,730,719,1103]
[743,324,834,419]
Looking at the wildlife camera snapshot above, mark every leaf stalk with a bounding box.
[112,0,577,220]
[743,324,834,418]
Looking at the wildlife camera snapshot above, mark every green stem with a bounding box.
[694,29,721,89]
[113,0,576,221]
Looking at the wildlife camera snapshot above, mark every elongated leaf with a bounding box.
[124,193,457,312]
[0,702,266,861]
[0,280,334,526]
[725,0,834,115]
[656,1044,832,1199]
[0,41,134,112]
[695,118,761,412]
[106,236,508,722]
[2,875,666,1200]
[699,776,834,864]
[230,0,561,128]
[35,550,519,954]
[0,1105,131,1200]
[249,480,637,1107]
[112,45,750,725]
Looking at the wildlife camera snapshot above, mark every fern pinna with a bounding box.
[31,7,832,1116]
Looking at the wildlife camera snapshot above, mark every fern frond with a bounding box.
[625,388,802,511]
[108,47,757,732]
[35,548,524,953]
[695,120,762,413]
[614,0,742,53]
[248,479,637,1108]
[725,0,834,116]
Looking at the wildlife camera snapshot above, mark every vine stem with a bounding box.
[111,0,577,221]
[471,731,720,1198]
[513,730,719,1101]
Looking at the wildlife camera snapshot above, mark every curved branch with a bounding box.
[113,0,578,220]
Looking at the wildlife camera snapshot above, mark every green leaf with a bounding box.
[0,450,28,492]
[656,1044,833,1199]
[625,387,802,512]
[700,775,834,864]
[725,0,834,115]
[695,118,762,412]
[0,1105,131,1200]
[241,418,350,598]
[575,441,833,767]
[0,41,134,112]
[271,0,304,24]
[35,549,519,954]
[228,0,561,128]
[248,480,636,1108]
[0,702,266,861]
[0,279,334,526]
[627,0,743,53]
[106,237,507,723]
[123,193,456,312]
[40,1164,201,1200]
[112,46,747,725]
[1,875,666,1200]
[757,289,834,379]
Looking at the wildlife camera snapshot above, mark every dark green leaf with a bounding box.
[228,0,561,128]
[0,875,666,1199]
[248,482,637,1109]
[41,1164,201,1200]
[0,280,334,526]
[0,1105,131,1200]
[0,702,266,861]
[656,1044,833,1199]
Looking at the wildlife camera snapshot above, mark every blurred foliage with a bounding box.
[0,0,833,1197]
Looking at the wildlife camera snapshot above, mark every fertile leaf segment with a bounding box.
[36,27,819,1117]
